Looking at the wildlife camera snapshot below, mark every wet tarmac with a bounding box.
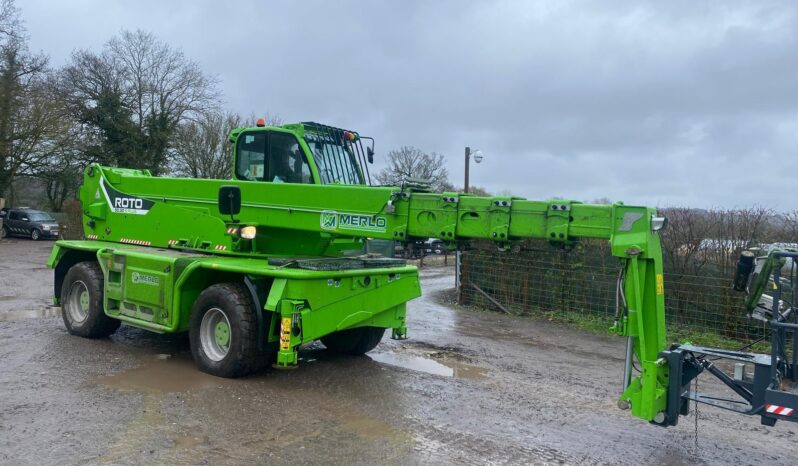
[1,238,797,465]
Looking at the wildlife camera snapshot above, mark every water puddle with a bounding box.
[369,351,487,380]
[96,356,229,393]
[0,306,61,321]
[339,413,400,439]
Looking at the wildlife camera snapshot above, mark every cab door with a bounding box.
[234,131,314,184]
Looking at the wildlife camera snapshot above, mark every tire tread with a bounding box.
[61,261,120,338]
[189,283,270,378]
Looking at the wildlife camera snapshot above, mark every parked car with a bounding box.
[0,208,60,240]
[394,238,448,258]
[424,238,445,254]
[394,240,423,258]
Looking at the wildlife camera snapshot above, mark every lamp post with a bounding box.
[463,147,483,194]
[458,146,484,302]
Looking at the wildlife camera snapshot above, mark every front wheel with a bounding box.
[321,327,386,355]
[61,262,121,338]
[30,229,41,241]
[189,283,269,378]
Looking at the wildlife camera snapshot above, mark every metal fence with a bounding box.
[458,240,771,344]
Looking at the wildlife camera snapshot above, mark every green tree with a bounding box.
[78,90,140,167]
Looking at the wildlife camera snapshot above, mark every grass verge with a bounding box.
[459,298,772,353]
[539,309,770,352]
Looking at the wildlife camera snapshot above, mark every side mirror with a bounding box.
[367,147,374,164]
[218,186,241,216]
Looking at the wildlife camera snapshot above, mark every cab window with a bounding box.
[236,133,266,180]
[235,132,312,184]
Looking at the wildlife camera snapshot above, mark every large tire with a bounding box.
[30,228,41,241]
[321,327,386,355]
[61,262,121,338]
[189,283,270,378]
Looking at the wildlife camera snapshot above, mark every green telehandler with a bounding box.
[47,120,797,427]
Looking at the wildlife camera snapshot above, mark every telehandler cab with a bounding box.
[47,120,797,427]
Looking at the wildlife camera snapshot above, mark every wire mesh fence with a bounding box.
[458,239,773,345]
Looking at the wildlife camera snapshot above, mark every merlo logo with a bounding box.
[321,210,338,230]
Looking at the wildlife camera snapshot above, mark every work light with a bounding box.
[240,226,257,239]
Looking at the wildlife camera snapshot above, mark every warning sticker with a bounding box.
[656,274,664,295]
[279,317,292,350]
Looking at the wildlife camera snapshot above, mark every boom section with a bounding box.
[82,165,652,251]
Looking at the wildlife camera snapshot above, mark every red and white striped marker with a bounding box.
[168,239,177,246]
[766,404,794,416]
[214,245,227,251]
[226,227,238,235]
[87,234,98,240]
[120,238,151,246]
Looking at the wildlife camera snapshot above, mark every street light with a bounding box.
[464,147,484,193]
[457,146,484,301]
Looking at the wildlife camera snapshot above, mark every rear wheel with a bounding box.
[321,327,386,355]
[61,262,121,338]
[0,225,7,239]
[189,283,270,378]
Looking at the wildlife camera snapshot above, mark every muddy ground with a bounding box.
[0,238,795,465]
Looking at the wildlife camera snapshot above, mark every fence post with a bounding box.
[456,250,461,304]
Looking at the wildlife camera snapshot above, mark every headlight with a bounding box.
[41,224,50,230]
[240,226,257,239]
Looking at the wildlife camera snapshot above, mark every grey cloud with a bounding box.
[22,0,798,210]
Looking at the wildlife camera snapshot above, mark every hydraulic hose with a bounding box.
[615,265,633,392]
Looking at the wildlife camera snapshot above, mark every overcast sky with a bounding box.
[21,0,798,210]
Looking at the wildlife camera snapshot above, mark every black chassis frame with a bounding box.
[659,250,798,427]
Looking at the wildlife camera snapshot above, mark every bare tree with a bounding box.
[440,181,490,195]
[0,1,61,203]
[58,30,220,174]
[171,111,239,179]
[659,206,774,277]
[659,207,715,276]
[375,146,449,191]
[769,211,798,244]
[702,206,773,273]
[39,164,80,211]
[36,120,84,211]
[171,112,281,179]
[0,0,17,37]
